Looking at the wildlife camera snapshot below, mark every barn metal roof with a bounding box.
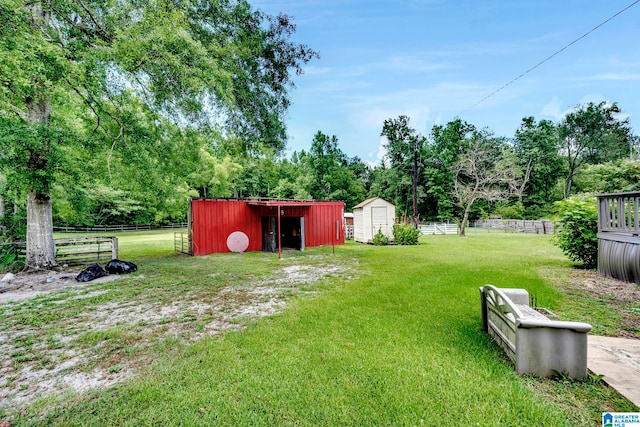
[190,197,342,207]
[247,200,313,207]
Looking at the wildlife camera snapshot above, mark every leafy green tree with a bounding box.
[187,147,243,198]
[270,154,313,200]
[573,159,640,194]
[303,131,365,209]
[368,165,404,209]
[346,156,371,190]
[0,0,316,268]
[513,117,565,217]
[380,116,427,222]
[235,155,279,198]
[491,202,525,220]
[559,102,632,198]
[424,119,476,221]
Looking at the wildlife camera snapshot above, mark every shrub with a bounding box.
[554,196,598,269]
[492,202,525,220]
[372,228,389,246]
[392,224,420,245]
[0,243,24,273]
[1,204,27,241]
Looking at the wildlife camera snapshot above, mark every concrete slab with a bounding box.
[588,335,640,408]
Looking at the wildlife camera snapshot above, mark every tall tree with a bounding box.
[306,131,364,209]
[0,0,317,269]
[380,115,426,224]
[452,130,520,236]
[513,117,564,217]
[368,165,406,210]
[424,119,476,221]
[559,102,632,197]
[270,154,313,200]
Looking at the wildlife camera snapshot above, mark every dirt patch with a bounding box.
[540,266,640,339]
[575,274,640,307]
[0,259,353,411]
[0,269,123,304]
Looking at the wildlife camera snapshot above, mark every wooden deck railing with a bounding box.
[598,192,640,235]
[597,192,640,284]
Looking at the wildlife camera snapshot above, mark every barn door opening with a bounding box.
[280,217,302,250]
[262,217,277,252]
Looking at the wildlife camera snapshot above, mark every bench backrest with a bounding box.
[481,285,529,362]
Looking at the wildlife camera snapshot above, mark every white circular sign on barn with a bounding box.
[227,231,249,253]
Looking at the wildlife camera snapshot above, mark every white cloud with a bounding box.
[377,136,388,164]
[302,66,333,76]
[578,93,607,106]
[540,96,566,121]
[582,73,640,81]
[384,56,453,73]
[363,136,389,167]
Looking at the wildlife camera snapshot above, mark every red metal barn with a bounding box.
[189,198,345,256]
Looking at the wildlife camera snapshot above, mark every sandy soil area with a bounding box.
[0,269,122,304]
[0,262,351,412]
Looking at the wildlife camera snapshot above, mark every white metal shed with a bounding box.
[353,197,396,243]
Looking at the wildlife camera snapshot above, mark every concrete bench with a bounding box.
[479,284,593,379]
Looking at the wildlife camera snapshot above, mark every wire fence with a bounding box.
[472,219,557,234]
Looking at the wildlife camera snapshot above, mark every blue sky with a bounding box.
[253,0,640,164]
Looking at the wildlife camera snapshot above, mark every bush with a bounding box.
[1,204,27,241]
[372,228,390,246]
[492,202,525,220]
[554,196,598,269]
[0,243,24,273]
[393,224,420,245]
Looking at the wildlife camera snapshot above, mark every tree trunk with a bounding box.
[26,190,56,269]
[23,3,57,270]
[564,174,573,198]
[0,195,4,221]
[459,201,474,237]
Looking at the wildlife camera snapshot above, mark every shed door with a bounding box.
[371,206,388,235]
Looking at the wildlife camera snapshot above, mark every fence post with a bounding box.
[111,237,118,260]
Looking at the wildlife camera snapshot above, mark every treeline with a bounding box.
[2,102,638,237]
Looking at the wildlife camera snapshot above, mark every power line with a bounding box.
[458,0,640,116]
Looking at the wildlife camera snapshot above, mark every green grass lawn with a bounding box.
[4,232,638,426]
[54,229,186,259]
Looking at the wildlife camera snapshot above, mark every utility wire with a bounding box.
[458,0,640,116]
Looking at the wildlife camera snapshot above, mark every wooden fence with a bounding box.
[598,192,640,283]
[1,237,118,267]
[53,223,187,233]
[418,223,459,235]
[55,237,118,266]
[473,219,556,234]
[344,224,354,240]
